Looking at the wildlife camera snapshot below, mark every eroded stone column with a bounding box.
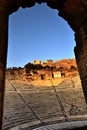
[74,26,87,103]
[0,9,8,130]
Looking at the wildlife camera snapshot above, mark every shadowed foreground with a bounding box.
[4,76,87,130]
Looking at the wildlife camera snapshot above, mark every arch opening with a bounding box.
[7,3,75,68]
[3,3,87,130]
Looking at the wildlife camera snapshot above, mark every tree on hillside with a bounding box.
[34,64,43,70]
[44,65,53,71]
[58,66,64,72]
[24,63,43,72]
[70,65,77,71]
[24,63,34,73]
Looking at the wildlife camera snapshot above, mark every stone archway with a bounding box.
[0,0,87,130]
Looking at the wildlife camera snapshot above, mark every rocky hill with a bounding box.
[54,59,77,70]
[6,59,78,81]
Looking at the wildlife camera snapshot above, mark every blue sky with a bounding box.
[7,3,75,68]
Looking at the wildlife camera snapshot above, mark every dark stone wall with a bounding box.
[0,8,8,129]
[71,126,87,130]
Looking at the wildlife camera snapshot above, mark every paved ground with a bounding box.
[3,76,87,130]
[32,121,87,130]
[7,120,87,130]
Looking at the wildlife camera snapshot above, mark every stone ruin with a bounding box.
[0,0,87,129]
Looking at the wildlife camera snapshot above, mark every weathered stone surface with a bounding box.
[0,7,8,129]
[3,76,87,130]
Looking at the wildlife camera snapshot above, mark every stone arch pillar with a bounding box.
[0,0,87,130]
[0,7,8,130]
[74,26,87,103]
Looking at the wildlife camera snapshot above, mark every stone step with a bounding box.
[4,121,15,130]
